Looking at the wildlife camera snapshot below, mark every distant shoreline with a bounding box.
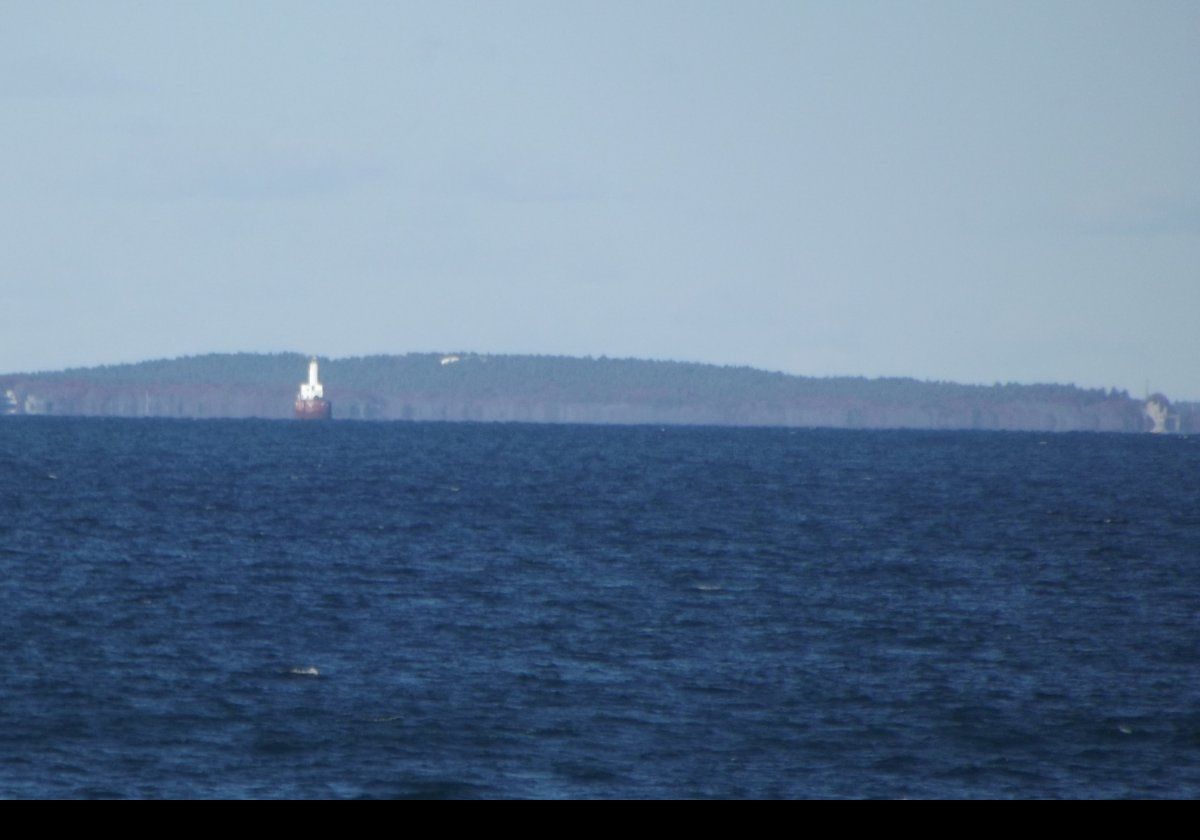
[2,351,1192,434]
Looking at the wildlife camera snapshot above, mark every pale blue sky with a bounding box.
[2,2,1197,398]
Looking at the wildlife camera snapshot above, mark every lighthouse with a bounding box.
[294,357,332,420]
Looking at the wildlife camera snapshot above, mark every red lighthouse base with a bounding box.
[294,398,332,420]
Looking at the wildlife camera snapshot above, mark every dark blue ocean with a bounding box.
[2,418,1198,798]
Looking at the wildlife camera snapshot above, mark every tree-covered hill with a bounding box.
[0,351,1182,432]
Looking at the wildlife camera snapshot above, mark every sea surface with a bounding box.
[1,418,1198,798]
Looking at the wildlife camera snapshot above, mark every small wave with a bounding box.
[289,666,320,677]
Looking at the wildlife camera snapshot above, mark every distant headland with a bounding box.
[1,352,1194,433]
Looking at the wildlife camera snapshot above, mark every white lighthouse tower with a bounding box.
[299,358,324,400]
[294,357,332,420]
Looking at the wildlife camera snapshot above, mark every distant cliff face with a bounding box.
[0,352,1173,433]
[1143,394,1188,434]
[1,380,294,419]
